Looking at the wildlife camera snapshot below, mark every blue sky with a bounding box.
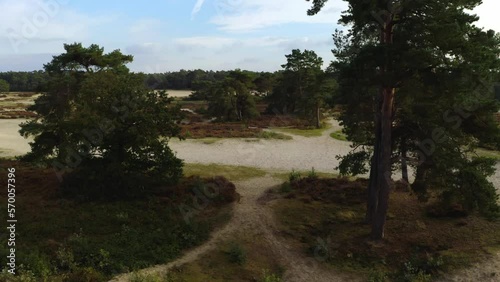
[0,0,499,72]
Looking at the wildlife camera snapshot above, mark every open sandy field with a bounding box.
[162,89,193,98]
[1,118,498,192]
[0,119,32,157]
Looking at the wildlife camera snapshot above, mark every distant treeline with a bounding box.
[0,71,49,92]
[2,70,499,102]
[143,69,276,91]
[0,69,276,92]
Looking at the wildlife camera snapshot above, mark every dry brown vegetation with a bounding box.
[0,92,38,119]
[272,177,500,280]
[0,160,238,281]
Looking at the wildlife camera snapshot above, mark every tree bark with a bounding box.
[401,138,409,184]
[366,94,382,224]
[316,100,321,128]
[371,87,394,240]
[412,163,430,199]
[370,17,396,240]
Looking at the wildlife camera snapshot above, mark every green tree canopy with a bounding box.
[0,79,9,93]
[207,70,260,122]
[268,49,336,127]
[308,0,500,238]
[20,43,183,198]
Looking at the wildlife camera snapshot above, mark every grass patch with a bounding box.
[272,177,500,281]
[330,130,347,141]
[225,243,247,265]
[163,230,284,281]
[474,148,500,161]
[0,160,235,281]
[184,163,267,181]
[190,138,221,145]
[271,169,338,182]
[271,123,332,138]
[256,131,293,140]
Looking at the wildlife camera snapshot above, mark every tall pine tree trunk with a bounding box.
[370,17,396,240]
[401,138,409,183]
[316,100,321,129]
[366,94,382,224]
[371,87,394,239]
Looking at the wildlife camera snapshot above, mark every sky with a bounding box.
[0,0,499,73]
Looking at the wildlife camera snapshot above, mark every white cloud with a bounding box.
[191,0,206,19]
[129,19,163,34]
[472,0,500,32]
[0,0,112,53]
[174,36,238,49]
[210,0,346,32]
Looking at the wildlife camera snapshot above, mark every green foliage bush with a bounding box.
[288,170,302,182]
[307,167,318,179]
[226,243,247,265]
[257,131,293,140]
[395,253,444,282]
[368,270,389,282]
[280,182,292,193]
[261,269,282,282]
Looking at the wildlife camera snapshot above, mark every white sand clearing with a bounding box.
[0,119,32,157]
[170,119,352,174]
[0,119,498,191]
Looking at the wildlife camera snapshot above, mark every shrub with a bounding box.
[368,270,389,282]
[307,167,317,179]
[257,131,293,140]
[0,268,36,282]
[396,253,443,282]
[280,182,292,193]
[288,170,302,182]
[64,267,107,282]
[226,243,246,265]
[261,269,282,282]
[56,247,76,270]
[21,250,53,279]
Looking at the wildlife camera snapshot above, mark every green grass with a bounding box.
[330,130,348,141]
[185,163,340,183]
[474,148,500,161]
[256,131,293,140]
[190,131,292,143]
[191,138,221,145]
[129,272,170,282]
[184,163,267,181]
[271,170,338,181]
[270,124,331,137]
[174,100,207,105]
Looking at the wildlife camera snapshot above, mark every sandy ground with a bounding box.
[0,119,32,157]
[0,118,498,188]
[170,120,351,174]
[163,90,193,98]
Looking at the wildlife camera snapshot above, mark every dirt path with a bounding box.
[110,176,359,282]
[438,253,500,282]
